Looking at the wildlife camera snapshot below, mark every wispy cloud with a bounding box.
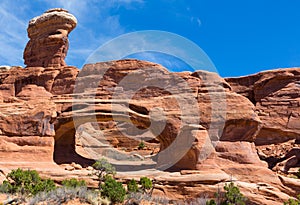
[191,17,202,27]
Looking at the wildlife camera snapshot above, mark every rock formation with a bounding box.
[0,9,299,205]
[0,59,299,204]
[23,8,77,68]
[226,69,300,145]
[226,69,300,173]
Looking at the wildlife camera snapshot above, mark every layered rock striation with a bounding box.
[226,68,300,145]
[226,69,300,173]
[0,59,299,204]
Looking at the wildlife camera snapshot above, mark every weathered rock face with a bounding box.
[226,69,300,174]
[0,59,299,203]
[52,60,261,169]
[23,8,77,68]
[226,68,300,145]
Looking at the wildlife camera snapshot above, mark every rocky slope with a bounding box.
[0,9,299,205]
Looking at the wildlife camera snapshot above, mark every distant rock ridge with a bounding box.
[23,8,77,68]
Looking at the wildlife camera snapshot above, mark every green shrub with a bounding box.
[138,141,145,150]
[0,180,12,193]
[222,182,246,205]
[92,158,116,188]
[127,179,139,193]
[31,179,56,195]
[30,186,110,205]
[206,182,246,205]
[101,176,126,204]
[206,199,217,205]
[140,177,152,193]
[284,194,300,205]
[62,178,86,188]
[0,168,56,196]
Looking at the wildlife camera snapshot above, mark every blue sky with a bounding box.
[1,0,300,77]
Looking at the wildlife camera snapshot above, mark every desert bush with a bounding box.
[126,192,170,205]
[127,179,138,193]
[284,194,300,205]
[222,182,246,205]
[206,182,246,205]
[92,158,116,188]
[62,178,86,188]
[140,177,152,193]
[0,180,12,193]
[0,168,56,196]
[138,141,145,150]
[206,199,217,205]
[29,186,110,205]
[101,176,126,204]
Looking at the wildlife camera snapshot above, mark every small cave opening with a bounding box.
[49,31,62,35]
[53,121,94,167]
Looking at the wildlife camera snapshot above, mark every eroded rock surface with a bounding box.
[226,69,300,174]
[0,59,299,204]
[226,68,300,145]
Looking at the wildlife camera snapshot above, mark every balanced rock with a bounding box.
[23,8,77,68]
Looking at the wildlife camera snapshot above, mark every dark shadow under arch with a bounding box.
[53,120,95,167]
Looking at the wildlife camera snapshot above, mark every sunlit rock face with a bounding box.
[23,8,77,68]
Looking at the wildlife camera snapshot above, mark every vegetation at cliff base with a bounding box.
[0,168,56,196]
[62,178,86,188]
[101,176,126,203]
[138,140,145,150]
[206,182,247,205]
[140,176,153,194]
[92,158,116,188]
[127,179,139,193]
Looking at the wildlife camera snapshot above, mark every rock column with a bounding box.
[23,8,77,68]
